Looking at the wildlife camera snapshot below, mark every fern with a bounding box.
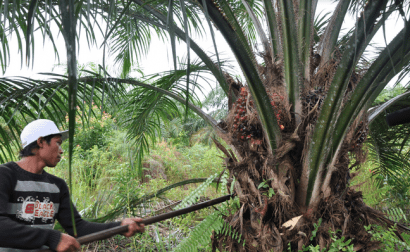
[173,204,243,251]
[217,218,243,245]
[175,172,219,210]
[384,207,407,223]
[173,212,224,252]
[366,224,410,252]
[220,170,229,195]
[172,172,243,251]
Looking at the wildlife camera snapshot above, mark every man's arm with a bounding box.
[54,234,80,252]
[56,180,145,238]
[120,217,145,237]
[56,180,122,237]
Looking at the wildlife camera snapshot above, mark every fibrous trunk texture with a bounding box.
[212,52,404,251]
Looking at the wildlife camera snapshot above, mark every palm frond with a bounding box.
[89,178,221,223]
[368,114,410,192]
[306,1,389,207]
[368,90,410,124]
[121,0,230,95]
[317,0,351,67]
[225,0,264,46]
[313,11,330,44]
[198,0,281,152]
[0,74,125,163]
[278,0,302,121]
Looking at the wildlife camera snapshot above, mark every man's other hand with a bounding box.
[56,233,80,252]
[121,217,145,237]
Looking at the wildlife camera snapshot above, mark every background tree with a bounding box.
[2,0,410,250]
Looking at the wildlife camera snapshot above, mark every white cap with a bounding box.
[20,119,69,148]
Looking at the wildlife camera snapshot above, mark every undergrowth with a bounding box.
[48,113,226,251]
[44,110,410,251]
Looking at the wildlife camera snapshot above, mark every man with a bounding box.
[0,119,145,252]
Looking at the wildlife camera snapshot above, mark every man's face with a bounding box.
[39,135,64,167]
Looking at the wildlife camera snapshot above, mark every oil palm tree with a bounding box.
[2,0,410,250]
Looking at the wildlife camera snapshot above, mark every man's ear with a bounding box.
[37,137,44,148]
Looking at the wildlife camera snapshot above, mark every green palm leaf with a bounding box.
[0,74,124,162]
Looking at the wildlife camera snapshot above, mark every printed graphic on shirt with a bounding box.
[16,196,55,223]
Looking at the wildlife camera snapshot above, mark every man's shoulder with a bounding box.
[0,162,17,174]
[0,162,18,188]
[43,172,68,187]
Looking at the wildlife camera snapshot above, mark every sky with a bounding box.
[2,0,406,87]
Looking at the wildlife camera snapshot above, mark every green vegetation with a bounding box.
[43,108,410,251]
[48,111,227,250]
[2,0,410,251]
[365,225,410,252]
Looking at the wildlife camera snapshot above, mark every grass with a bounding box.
[350,162,390,209]
[47,121,226,251]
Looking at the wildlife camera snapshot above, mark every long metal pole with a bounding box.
[39,194,233,251]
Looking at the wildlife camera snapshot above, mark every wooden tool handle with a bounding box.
[39,194,233,251]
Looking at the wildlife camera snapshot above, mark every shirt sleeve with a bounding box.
[56,179,121,238]
[0,165,62,250]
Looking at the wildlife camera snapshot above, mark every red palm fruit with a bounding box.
[247,135,251,139]
[241,135,245,140]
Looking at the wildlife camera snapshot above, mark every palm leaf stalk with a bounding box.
[330,26,410,168]
[90,177,224,223]
[298,0,316,81]
[58,0,80,237]
[198,0,281,152]
[317,0,351,68]
[278,0,302,124]
[368,90,410,124]
[367,90,410,194]
[261,0,280,57]
[305,1,389,208]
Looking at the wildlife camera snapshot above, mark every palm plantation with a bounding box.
[1,0,410,250]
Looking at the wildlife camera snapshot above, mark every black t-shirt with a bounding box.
[0,162,120,251]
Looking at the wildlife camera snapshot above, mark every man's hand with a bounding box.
[55,233,80,252]
[121,218,145,237]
